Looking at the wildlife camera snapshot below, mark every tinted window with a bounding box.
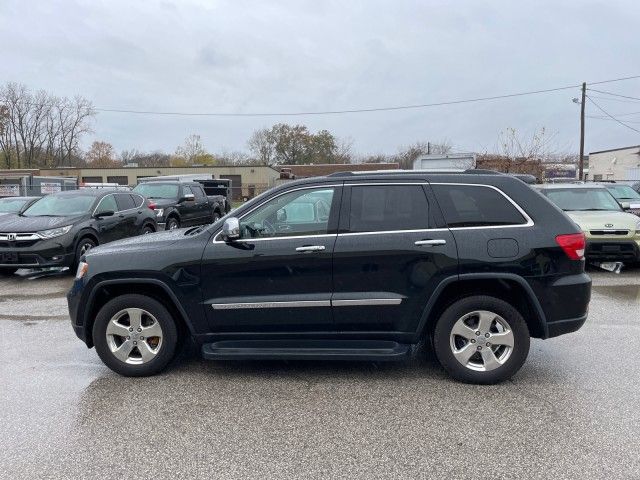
[433,185,527,227]
[240,188,335,238]
[95,195,118,215]
[348,185,429,233]
[192,185,205,200]
[115,193,136,211]
[182,186,193,196]
[130,194,144,208]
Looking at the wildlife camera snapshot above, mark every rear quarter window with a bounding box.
[432,184,528,228]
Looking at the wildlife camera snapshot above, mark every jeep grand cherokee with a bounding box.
[67,171,591,384]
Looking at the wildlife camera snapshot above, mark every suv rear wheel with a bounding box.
[93,294,178,376]
[166,217,180,230]
[433,295,530,384]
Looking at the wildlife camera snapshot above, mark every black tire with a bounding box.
[141,224,155,235]
[72,237,96,271]
[0,267,17,275]
[433,295,530,384]
[166,216,180,230]
[92,294,179,377]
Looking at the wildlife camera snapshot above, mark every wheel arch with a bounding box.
[75,228,99,247]
[82,278,193,348]
[415,273,548,341]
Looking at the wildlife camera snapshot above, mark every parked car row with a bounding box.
[0,179,233,274]
[536,183,640,265]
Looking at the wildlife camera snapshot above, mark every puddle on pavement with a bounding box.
[592,285,640,302]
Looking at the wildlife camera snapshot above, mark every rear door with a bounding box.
[94,194,127,244]
[114,193,137,237]
[331,182,458,333]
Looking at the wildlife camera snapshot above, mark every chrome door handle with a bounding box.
[415,239,447,246]
[296,245,326,253]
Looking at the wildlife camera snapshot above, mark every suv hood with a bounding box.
[0,213,85,233]
[86,228,190,257]
[565,210,639,231]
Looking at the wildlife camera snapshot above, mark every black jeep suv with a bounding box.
[0,189,157,274]
[67,171,591,384]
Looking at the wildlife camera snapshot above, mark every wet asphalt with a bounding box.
[1,268,639,479]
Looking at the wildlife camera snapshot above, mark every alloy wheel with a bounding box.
[80,242,93,255]
[105,308,164,364]
[449,310,514,372]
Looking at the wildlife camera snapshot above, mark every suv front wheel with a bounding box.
[93,294,178,376]
[433,295,530,384]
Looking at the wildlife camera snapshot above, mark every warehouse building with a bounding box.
[38,165,280,199]
[588,145,640,181]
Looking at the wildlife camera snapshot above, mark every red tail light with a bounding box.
[147,202,156,210]
[555,233,586,260]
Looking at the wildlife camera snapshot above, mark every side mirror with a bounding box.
[95,210,114,218]
[221,217,240,241]
[180,193,195,203]
[620,201,630,210]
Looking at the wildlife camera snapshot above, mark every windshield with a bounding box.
[0,198,29,213]
[605,185,640,200]
[134,183,179,199]
[543,188,622,211]
[23,194,96,216]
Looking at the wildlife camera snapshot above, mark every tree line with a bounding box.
[1,82,576,175]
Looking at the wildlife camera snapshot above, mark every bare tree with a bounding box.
[175,134,208,165]
[86,141,120,167]
[0,82,95,168]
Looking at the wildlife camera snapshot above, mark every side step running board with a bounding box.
[201,340,410,362]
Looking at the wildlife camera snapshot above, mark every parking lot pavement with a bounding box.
[1,268,639,479]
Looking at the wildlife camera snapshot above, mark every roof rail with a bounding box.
[326,168,502,177]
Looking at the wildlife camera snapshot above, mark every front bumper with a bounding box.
[0,234,75,268]
[585,239,640,262]
[67,277,88,344]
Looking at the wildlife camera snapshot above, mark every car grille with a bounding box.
[589,230,629,236]
[0,233,40,248]
[586,242,638,260]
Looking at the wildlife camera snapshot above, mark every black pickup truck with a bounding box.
[133,181,225,230]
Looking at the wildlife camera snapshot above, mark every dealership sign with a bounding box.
[40,182,62,194]
[0,184,20,196]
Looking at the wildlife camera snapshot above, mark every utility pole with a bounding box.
[579,82,586,180]
[427,142,431,155]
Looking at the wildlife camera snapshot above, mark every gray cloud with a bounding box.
[2,0,639,156]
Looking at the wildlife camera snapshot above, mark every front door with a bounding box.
[332,183,458,333]
[201,185,342,333]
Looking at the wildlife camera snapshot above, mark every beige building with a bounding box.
[588,145,640,181]
[38,165,280,199]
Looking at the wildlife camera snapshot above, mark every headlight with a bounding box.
[155,208,164,217]
[75,261,88,280]
[37,225,73,239]
[635,220,640,235]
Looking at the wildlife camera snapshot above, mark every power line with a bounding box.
[586,95,640,134]
[586,115,640,124]
[93,74,640,117]
[587,88,640,101]
[588,110,640,118]
[584,95,640,104]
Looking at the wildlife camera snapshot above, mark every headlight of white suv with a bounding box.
[155,208,164,217]
[37,225,73,239]
[636,219,640,235]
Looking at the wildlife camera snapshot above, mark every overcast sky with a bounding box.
[2,0,640,157]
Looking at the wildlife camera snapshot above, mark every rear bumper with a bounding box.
[546,314,588,338]
[528,272,591,339]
